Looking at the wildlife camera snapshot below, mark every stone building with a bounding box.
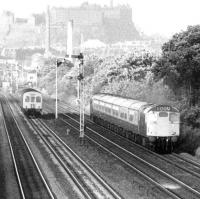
[49,2,139,46]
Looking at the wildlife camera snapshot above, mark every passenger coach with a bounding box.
[90,93,180,153]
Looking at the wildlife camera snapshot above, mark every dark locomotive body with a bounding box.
[90,93,180,153]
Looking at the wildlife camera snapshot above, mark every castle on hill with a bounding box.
[49,2,140,45]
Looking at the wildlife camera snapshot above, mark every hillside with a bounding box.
[1,24,45,48]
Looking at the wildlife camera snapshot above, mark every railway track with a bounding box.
[57,100,200,178]
[43,100,200,199]
[0,96,55,199]
[53,100,200,177]
[27,117,122,199]
[8,95,123,199]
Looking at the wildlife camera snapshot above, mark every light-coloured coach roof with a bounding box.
[19,88,41,96]
[92,93,150,110]
[92,94,179,113]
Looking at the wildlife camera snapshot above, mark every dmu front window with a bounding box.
[31,96,35,102]
[25,96,30,102]
[36,96,41,102]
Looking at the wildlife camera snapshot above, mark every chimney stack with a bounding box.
[45,6,50,55]
[67,20,73,59]
[110,0,113,8]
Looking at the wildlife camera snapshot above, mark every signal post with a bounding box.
[56,53,85,141]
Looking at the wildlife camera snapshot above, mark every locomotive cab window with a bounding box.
[31,96,35,102]
[159,112,168,117]
[169,113,179,122]
[36,96,41,102]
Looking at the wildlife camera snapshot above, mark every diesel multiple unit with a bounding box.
[20,88,42,116]
[90,93,180,152]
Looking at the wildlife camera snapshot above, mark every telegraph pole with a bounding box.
[77,54,85,140]
[55,60,58,119]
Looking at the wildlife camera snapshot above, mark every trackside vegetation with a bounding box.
[38,25,200,156]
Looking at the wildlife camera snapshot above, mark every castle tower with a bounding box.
[67,20,73,58]
[110,0,113,8]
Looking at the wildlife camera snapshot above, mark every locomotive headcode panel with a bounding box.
[151,105,178,112]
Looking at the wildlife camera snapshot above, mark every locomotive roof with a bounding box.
[19,88,41,95]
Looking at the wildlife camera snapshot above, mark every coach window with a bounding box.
[129,114,133,122]
[116,111,119,117]
[36,96,41,102]
[124,113,127,119]
[120,112,124,118]
[31,96,35,102]
[25,96,30,102]
[112,109,115,115]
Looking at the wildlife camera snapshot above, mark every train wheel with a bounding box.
[133,134,136,142]
[167,140,173,153]
[126,131,131,139]
[129,133,134,141]
[142,137,147,146]
[113,125,117,133]
[154,139,160,153]
[122,129,126,138]
[119,127,123,136]
[161,139,167,154]
[95,117,98,124]
[111,124,114,131]
[148,142,155,151]
[93,116,95,122]
[100,118,103,126]
[135,135,139,144]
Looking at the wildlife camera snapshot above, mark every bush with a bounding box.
[181,106,200,129]
[176,125,200,155]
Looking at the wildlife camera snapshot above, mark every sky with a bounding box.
[1,0,200,37]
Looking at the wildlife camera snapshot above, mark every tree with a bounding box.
[152,25,200,106]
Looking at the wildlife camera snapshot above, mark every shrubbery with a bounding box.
[176,107,200,154]
[38,49,200,155]
[181,106,200,129]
